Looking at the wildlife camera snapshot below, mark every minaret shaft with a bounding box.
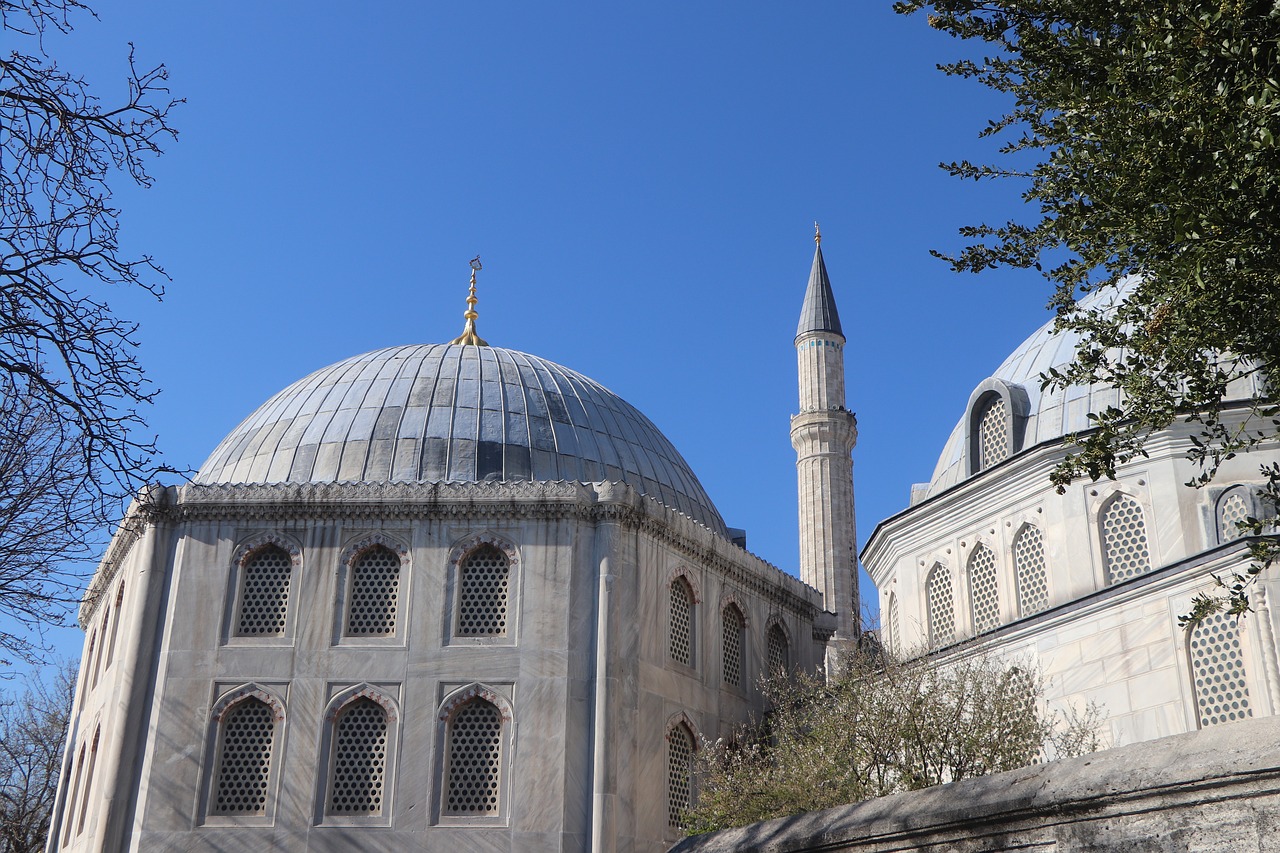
[791,235,859,649]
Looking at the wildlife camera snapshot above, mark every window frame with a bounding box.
[963,378,1030,478]
[445,533,520,647]
[667,571,700,672]
[317,684,401,827]
[223,534,303,645]
[201,684,287,827]
[336,534,409,646]
[434,683,514,828]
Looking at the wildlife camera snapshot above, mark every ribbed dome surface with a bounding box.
[196,344,726,533]
[927,282,1263,496]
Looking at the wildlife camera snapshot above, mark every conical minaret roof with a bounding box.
[795,227,843,340]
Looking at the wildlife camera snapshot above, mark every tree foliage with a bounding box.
[0,0,179,664]
[683,649,1102,834]
[893,0,1280,619]
[0,662,75,853]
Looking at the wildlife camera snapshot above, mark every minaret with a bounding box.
[791,224,859,652]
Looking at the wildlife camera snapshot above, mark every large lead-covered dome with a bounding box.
[196,343,726,532]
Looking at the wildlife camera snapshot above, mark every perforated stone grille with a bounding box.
[1189,611,1252,727]
[886,595,899,654]
[767,625,788,674]
[328,699,388,815]
[213,699,275,815]
[1101,495,1152,584]
[1220,492,1251,543]
[977,397,1009,471]
[456,546,509,636]
[445,700,502,815]
[1013,525,1049,617]
[237,547,292,636]
[722,607,744,687]
[927,565,955,648]
[347,547,400,636]
[670,579,694,666]
[968,544,1001,634]
[667,725,694,828]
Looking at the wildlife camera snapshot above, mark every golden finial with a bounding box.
[814,221,822,246]
[450,255,489,347]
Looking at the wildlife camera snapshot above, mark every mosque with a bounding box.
[49,233,1280,852]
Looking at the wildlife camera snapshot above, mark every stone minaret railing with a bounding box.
[790,225,859,653]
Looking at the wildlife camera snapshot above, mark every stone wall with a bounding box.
[670,715,1280,852]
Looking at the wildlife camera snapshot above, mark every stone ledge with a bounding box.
[671,715,1280,852]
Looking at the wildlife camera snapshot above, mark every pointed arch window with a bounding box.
[1013,525,1049,617]
[926,563,955,648]
[721,604,745,687]
[456,544,510,637]
[211,697,279,816]
[345,545,402,636]
[327,698,390,815]
[235,545,293,636]
[443,697,504,816]
[968,543,1001,634]
[670,576,696,667]
[885,593,899,654]
[1217,487,1255,544]
[667,722,696,829]
[1100,493,1152,584]
[1188,611,1252,728]
[766,623,789,675]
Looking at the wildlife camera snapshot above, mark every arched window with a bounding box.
[885,594,899,654]
[670,576,696,667]
[456,545,510,636]
[75,726,99,836]
[1100,494,1152,584]
[1188,611,1252,728]
[1013,525,1049,617]
[766,623,789,675]
[667,722,696,829]
[968,543,1000,634]
[63,744,86,846]
[327,698,390,815]
[926,564,955,648]
[721,605,745,687]
[443,698,504,816]
[345,546,401,636]
[1217,487,1253,544]
[211,697,277,815]
[235,545,293,636]
[105,581,124,670]
[975,395,1010,471]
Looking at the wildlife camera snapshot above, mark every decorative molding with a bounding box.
[340,532,410,569]
[766,613,792,644]
[212,685,286,723]
[447,532,519,570]
[665,711,700,748]
[234,532,303,570]
[326,684,400,723]
[667,566,702,603]
[438,683,514,722]
[720,591,749,626]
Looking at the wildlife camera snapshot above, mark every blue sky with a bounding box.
[22,2,1064,661]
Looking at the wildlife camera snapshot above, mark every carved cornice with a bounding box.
[80,484,175,626]
[144,480,824,620]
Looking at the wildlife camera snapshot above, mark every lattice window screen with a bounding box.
[977,396,1010,471]
[886,595,899,653]
[766,624,789,674]
[1219,492,1251,543]
[1100,495,1152,584]
[237,547,292,636]
[1189,611,1253,728]
[926,565,955,648]
[212,698,275,815]
[445,699,503,815]
[670,578,694,666]
[969,544,1001,634]
[1013,525,1049,617]
[722,607,744,687]
[667,724,694,829]
[457,546,510,636]
[328,699,389,815]
[347,547,401,636]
